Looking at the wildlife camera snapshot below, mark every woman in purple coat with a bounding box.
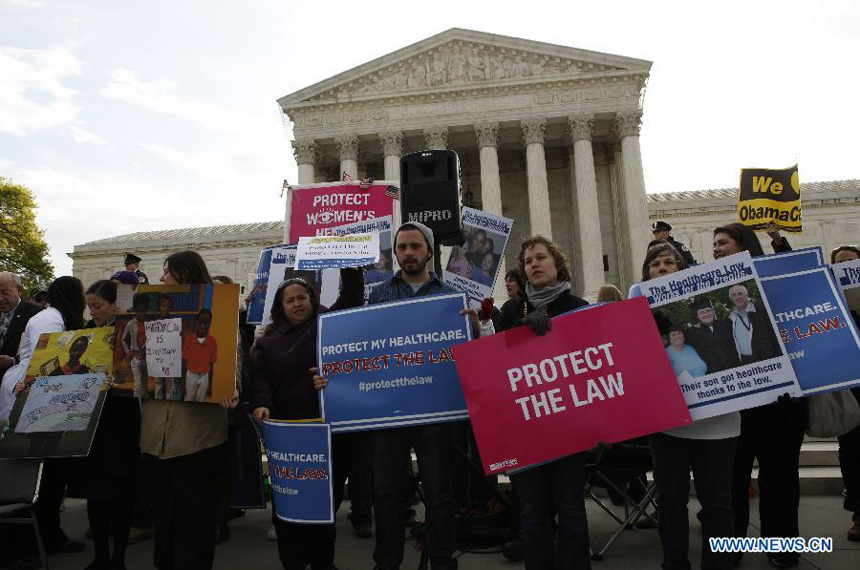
[251,268,364,570]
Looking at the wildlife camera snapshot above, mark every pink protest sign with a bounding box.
[453,297,691,474]
[289,182,395,243]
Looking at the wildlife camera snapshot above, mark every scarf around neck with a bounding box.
[525,280,571,311]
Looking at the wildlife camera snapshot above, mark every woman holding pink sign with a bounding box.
[499,235,591,570]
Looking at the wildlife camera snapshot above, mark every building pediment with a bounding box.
[279,28,651,110]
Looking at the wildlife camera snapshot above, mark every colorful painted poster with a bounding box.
[296,233,380,271]
[753,246,823,278]
[288,181,394,243]
[737,164,801,233]
[453,298,691,475]
[318,293,472,432]
[640,252,802,421]
[760,267,860,394]
[0,327,112,458]
[443,207,514,307]
[112,284,238,403]
[263,420,334,524]
[15,374,105,433]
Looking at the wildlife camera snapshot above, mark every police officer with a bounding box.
[651,221,696,266]
[124,253,149,284]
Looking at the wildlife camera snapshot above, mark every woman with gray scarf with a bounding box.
[498,235,592,570]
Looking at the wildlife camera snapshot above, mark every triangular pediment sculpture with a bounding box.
[279,29,651,107]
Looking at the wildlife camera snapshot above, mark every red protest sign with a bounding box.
[453,297,691,474]
[289,182,394,243]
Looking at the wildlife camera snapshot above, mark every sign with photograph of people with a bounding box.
[0,328,112,458]
[443,207,514,307]
[640,252,802,421]
[111,284,239,403]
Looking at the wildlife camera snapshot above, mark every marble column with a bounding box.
[423,126,448,150]
[379,131,403,182]
[568,114,603,301]
[609,143,632,289]
[291,138,317,184]
[474,122,502,216]
[475,121,507,301]
[335,134,360,180]
[288,138,317,242]
[615,110,650,286]
[521,117,552,239]
[380,130,404,228]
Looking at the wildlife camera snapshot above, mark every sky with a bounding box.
[1,0,858,276]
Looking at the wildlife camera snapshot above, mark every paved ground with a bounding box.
[39,495,859,569]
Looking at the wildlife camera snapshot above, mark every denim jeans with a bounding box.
[511,453,591,570]
[650,433,737,570]
[372,423,457,569]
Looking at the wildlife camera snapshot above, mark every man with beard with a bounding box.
[359,221,489,570]
[684,297,731,374]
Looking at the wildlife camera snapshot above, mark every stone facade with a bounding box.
[648,179,860,265]
[68,180,860,296]
[279,28,653,299]
[68,222,284,294]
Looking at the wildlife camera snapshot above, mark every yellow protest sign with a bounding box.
[737,164,801,233]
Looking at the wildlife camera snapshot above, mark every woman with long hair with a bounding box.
[77,279,141,570]
[636,241,740,570]
[251,268,364,570]
[498,235,591,570]
[710,223,804,568]
[140,250,238,570]
[2,276,88,567]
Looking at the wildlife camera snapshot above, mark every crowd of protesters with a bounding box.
[0,215,858,570]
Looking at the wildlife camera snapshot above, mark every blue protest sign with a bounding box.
[318,293,472,432]
[247,247,273,324]
[262,420,334,524]
[754,246,824,278]
[248,245,299,325]
[761,267,860,394]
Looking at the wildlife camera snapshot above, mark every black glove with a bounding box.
[524,310,552,336]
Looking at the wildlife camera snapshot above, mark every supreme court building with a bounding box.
[70,30,860,298]
[280,28,653,298]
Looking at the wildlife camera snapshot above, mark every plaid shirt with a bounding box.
[368,271,460,305]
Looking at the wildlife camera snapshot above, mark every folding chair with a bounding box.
[0,458,49,570]
[585,441,658,561]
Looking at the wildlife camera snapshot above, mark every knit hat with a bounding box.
[395,221,435,252]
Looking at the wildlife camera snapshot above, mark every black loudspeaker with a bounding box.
[400,150,463,246]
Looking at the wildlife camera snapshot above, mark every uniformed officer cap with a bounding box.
[124,253,142,265]
[652,221,672,233]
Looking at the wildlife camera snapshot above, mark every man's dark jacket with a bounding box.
[1,301,42,358]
